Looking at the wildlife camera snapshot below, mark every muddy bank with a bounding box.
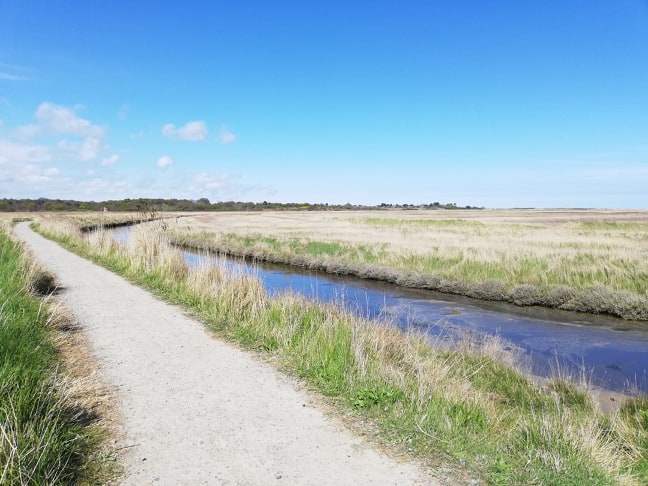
[79,217,161,233]
[170,235,648,322]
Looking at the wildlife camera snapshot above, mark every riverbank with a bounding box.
[138,225,648,396]
[166,209,648,321]
[32,214,648,484]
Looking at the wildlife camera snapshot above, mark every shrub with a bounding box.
[544,285,577,308]
[468,279,508,301]
[509,284,543,306]
[562,286,648,320]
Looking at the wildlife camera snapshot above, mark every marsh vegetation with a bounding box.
[34,213,648,485]
[167,210,648,320]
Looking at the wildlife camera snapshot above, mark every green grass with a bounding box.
[187,232,388,266]
[168,224,648,320]
[0,226,104,484]
[33,217,648,485]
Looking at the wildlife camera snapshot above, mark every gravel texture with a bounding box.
[14,222,433,485]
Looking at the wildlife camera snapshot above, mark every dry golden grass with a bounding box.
[164,209,648,319]
[174,209,648,272]
[177,208,648,243]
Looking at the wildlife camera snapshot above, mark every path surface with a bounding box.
[14,223,434,485]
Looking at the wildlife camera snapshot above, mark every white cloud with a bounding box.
[219,125,237,144]
[162,121,208,141]
[0,159,62,190]
[182,172,259,201]
[56,136,102,161]
[0,102,121,198]
[101,154,120,166]
[21,164,60,183]
[0,140,52,164]
[13,124,40,140]
[8,102,107,162]
[34,102,104,138]
[157,155,174,169]
[76,177,131,197]
[192,172,232,190]
[0,102,255,201]
[0,72,28,81]
[0,62,30,81]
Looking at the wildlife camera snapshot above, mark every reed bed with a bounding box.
[35,214,648,485]
[166,210,648,320]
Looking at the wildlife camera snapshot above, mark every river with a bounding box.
[114,227,648,394]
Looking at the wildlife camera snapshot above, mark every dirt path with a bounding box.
[14,223,435,485]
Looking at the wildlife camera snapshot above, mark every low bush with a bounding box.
[509,284,543,306]
[544,285,577,308]
[468,279,509,301]
[561,287,648,320]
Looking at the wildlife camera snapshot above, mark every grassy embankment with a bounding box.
[167,211,648,320]
[35,214,648,485]
[0,220,114,484]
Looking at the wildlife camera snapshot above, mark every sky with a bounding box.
[1,1,647,208]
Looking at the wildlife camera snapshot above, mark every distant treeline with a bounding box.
[0,198,482,212]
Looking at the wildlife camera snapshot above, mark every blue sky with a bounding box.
[1,1,647,208]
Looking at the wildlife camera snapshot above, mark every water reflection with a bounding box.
[256,259,647,393]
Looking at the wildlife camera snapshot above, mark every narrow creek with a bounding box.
[114,227,648,395]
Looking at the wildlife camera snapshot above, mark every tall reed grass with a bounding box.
[35,215,648,485]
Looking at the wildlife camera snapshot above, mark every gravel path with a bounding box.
[15,223,434,485]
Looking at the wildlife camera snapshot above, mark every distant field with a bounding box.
[167,209,648,320]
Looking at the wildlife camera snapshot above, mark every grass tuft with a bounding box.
[25,263,58,296]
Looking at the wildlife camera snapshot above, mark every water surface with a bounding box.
[115,227,648,394]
